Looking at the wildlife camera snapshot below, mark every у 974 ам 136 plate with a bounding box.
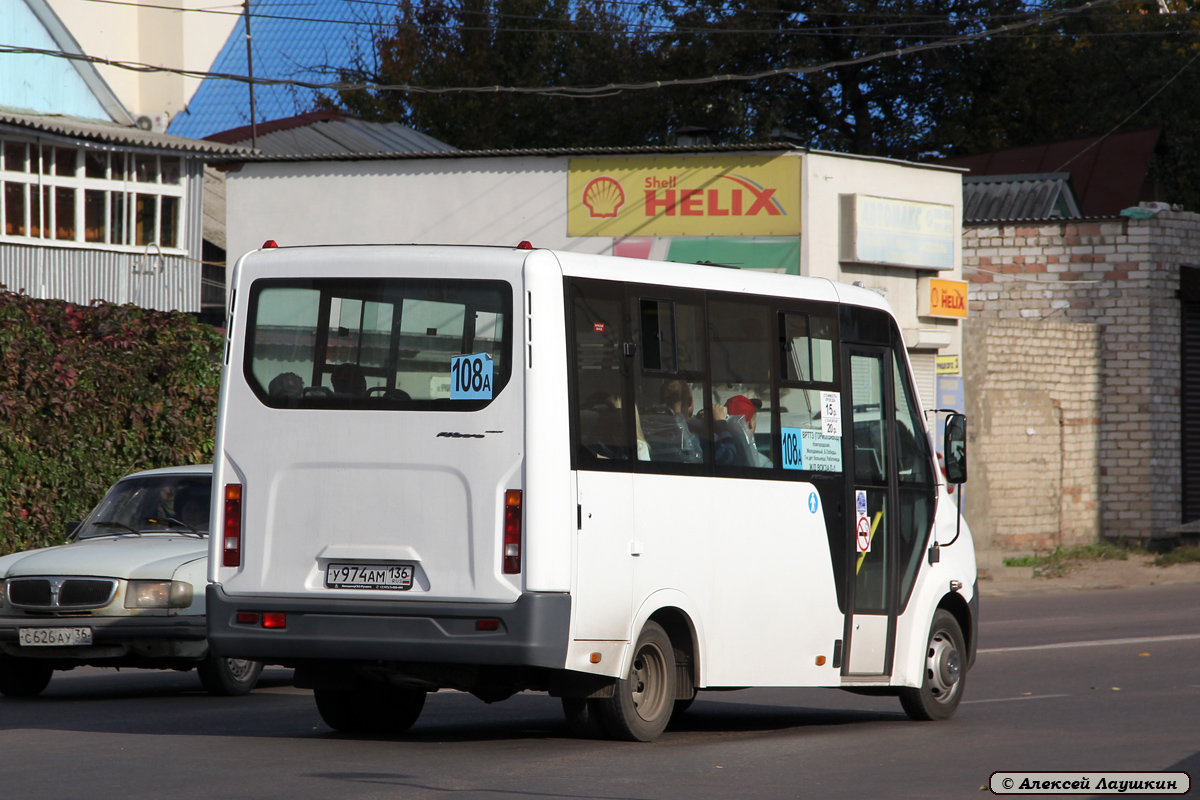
[19,627,94,646]
[325,563,414,590]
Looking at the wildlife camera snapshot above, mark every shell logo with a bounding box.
[582,176,626,218]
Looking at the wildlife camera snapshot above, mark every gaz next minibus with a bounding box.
[208,242,976,742]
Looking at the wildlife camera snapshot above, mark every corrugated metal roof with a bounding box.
[214,141,804,163]
[0,110,253,156]
[206,111,455,156]
[168,0,377,140]
[963,173,1082,222]
[941,128,1160,218]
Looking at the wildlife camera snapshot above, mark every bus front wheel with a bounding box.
[899,609,966,721]
[595,621,676,742]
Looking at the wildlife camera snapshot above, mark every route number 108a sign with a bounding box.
[450,353,494,400]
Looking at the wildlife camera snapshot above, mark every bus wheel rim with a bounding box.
[630,642,668,722]
[926,629,961,704]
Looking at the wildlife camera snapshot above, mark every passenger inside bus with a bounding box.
[331,363,367,396]
[715,395,772,468]
[640,379,705,463]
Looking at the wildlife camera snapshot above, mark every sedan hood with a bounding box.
[1,536,208,581]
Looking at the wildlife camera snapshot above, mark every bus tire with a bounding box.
[197,655,264,697]
[595,621,676,742]
[899,609,966,721]
[0,658,53,698]
[314,683,426,735]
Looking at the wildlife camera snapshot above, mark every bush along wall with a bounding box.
[0,290,223,555]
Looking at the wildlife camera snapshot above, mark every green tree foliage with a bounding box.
[0,291,223,555]
[326,0,680,149]
[936,0,1200,209]
[652,0,1025,157]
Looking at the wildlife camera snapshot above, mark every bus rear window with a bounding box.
[244,278,513,409]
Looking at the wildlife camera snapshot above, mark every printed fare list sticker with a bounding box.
[821,391,842,437]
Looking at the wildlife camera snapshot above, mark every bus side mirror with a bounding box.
[944,413,967,485]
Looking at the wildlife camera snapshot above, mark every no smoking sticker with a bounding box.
[856,516,872,553]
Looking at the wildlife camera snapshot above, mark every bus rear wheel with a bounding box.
[899,609,966,721]
[595,621,676,742]
[314,682,426,735]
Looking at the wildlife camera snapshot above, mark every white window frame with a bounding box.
[0,137,187,253]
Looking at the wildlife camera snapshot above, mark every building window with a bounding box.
[0,138,185,250]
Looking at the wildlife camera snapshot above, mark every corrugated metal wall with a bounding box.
[0,158,207,313]
[0,243,200,312]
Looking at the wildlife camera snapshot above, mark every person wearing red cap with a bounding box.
[715,394,771,467]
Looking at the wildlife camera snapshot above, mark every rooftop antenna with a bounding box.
[243,0,258,149]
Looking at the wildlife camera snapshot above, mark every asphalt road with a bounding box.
[2,584,1198,800]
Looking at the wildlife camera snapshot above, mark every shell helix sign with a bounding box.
[567,155,802,238]
[919,277,969,319]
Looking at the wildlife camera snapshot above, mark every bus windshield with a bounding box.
[244,277,513,410]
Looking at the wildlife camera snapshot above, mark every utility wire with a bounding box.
[1,0,1126,99]
[1053,45,1200,172]
[66,0,1161,37]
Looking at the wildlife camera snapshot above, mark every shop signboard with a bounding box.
[567,155,802,238]
[919,277,969,319]
[840,194,955,270]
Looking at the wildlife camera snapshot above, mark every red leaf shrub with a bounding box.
[0,290,223,555]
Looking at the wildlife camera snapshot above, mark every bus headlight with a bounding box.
[124,580,194,609]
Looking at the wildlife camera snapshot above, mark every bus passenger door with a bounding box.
[574,476,634,640]
[844,348,897,677]
[569,278,635,642]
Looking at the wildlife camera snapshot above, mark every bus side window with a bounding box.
[709,299,773,469]
[571,281,632,466]
[633,296,708,465]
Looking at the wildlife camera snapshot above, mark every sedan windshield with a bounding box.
[76,475,212,538]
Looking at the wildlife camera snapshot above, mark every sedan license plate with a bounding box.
[325,563,414,591]
[19,627,94,647]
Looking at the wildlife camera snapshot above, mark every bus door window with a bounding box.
[892,348,937,610]
[571,280,633,466]
[708,299,773,469]
[850,352,889,612]
[632,294,709,466]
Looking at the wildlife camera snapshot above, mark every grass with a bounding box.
[1003,542,1134,578]
[1153,546,1200,567]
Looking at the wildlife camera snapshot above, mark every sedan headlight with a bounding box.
[124,580,194,609]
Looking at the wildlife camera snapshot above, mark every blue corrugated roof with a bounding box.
[168,0,378,140]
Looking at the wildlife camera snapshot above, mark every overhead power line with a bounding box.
[1,0,1130,99]
[66,0,1168,37]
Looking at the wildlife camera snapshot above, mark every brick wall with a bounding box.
[961,213,1198,543]
[962,318,1100,552]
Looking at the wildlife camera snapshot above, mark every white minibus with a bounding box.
[208,243,976,741]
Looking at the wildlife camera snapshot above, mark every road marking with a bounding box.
[979,633,1200,654]
[962,694,1071,705]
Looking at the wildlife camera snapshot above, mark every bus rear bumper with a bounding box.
[205,585,571,669]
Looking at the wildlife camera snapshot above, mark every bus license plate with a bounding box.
[325,563,414,591]
[19,627,94,647]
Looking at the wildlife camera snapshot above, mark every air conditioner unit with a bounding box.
[135,113,169,134]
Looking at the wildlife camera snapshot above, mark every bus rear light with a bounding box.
[222,483,243,567]
[476,618,500,631]
[262,240,278,248]
[236,612,259,625]
[503,490,522,574]
[262,612,286,629]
